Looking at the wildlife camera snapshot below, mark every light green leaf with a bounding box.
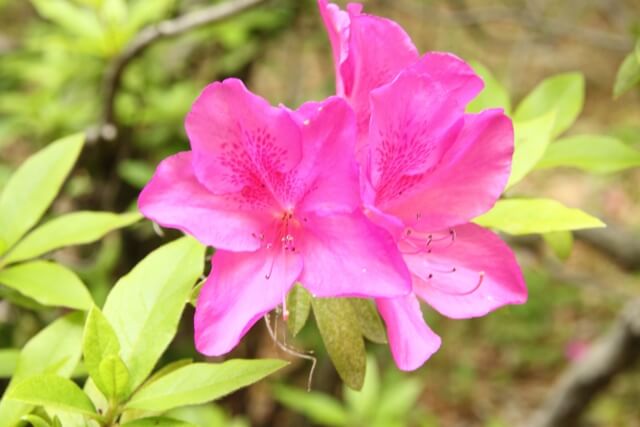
[474,198,605,235]
[375,377,423,420]
[0,349,19,378]
[286,284,312,337]
[102,237,205,390]
[273,384,348,427]
[128,0,175,31]
[166,404,237,427]
[635,39,640,63]
[5,211,141,264]
[344,356,380,422]
[98,355,130,400]
[514,73,584,138]
[7,375,97,417]
[30,0,103,38]
[0,261,92,310]
[145,358,193,386]
[467,61,511,114]
[536,135,640,174]
[312,298,366,390]
[21,414,50,427]
[507,111,556,188]
[121,417,196,427]
[0,313,84,425]
[126,359,287,412]
[82,306,121,398]
[614,50,640,98]
[0,134,84,254]
[348,299,386,344]
[543,231,574,260]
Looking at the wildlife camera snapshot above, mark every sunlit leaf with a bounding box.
[542,231,574,261]
[121,417,196,427]
[126,360,287,412]
[474,198,605,235]
[98,355,130,400]
[0,261,93,310]
[82,305,121,399]
[102,237,205,390]
[0,312,84,425]
[614,49,640,98]
[536,135,640,173]
[514,73,584,138]
[507,111,556,188]
[20,414,50,427]
[287,284,312,337]
[7,374,97,417]
[5,211,141,264]
[273,384,348,427]
[467,61,511,114]
[30,0,104,38]
[312,298,366,390]
[0,133,84,253]
[0,349,19,378]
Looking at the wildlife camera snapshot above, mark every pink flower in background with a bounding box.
[319,0,527,370]
[139,79,411,356]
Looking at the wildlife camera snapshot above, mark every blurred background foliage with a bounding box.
[1,0,640,426]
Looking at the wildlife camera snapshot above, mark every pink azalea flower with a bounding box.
[319,1,527,370]
[138,79,411,356]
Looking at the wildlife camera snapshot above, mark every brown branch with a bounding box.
[526,298,640,427]
[575,226,640,271]
[94,0,266,141]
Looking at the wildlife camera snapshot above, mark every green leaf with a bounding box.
[0,349,19,378]
[7,374,97,417]
[145,358,193,386]
[20,414,50,427]
[467,61,511,114]
[126,359,287,412]
[536,134,640,174]
[102,237,205,390]
[613,50,640,98]
[286,284,312,337]
[121,417,196,427]
[273,384,348,426]
[0,313,84,425]
[5,211,142,264]
[507,111,556,188]
[0,261,93,310]
[30,0,104,38]
[312,298,366,390]
[375,376,423,420]
[348,299,386,344]
[542,231,574,260]
[474,198,605,235]
[166,404,237,427]
[98,355,130,400]
[514,73,584,138]
[0,133,84,253]
[344,356,380,422]
[82,306,121,398]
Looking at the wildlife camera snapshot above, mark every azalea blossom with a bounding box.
[138,79,411,356]
[319,0,527,370]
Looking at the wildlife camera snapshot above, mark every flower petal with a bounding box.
[411,52,484,106]
[298,211,411,298]
[382,109,514,231]
[293,97,360,215]
[405,223,527,319]
[194,248,302,356]
[376,294,441,371]
[367,70,465,207]
[185,78,302,209]
[317,0,352,94]
[138,152,270,251]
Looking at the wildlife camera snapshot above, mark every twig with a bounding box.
[575,226,640,271]
[525,298,640,427]
[95,0,266,140]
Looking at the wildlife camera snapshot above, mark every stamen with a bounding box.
[427,271,485,296]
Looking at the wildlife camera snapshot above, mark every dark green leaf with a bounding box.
[286,284,312,337]
[126,360,287,412]
[348,299,386,344]
[0,261,92,310]
[312,298,366,390]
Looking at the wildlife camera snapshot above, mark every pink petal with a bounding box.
[411,52,484,107]
[367,70,465,206]
[194,248,302,356]
[138,152,270,251]
[298,211,411,298]
[380,109,514,232]
[292,97,360,215]
[376,295,441,371]
[185,78,302,207]
[317,0,352,95]
[405,223,527,319]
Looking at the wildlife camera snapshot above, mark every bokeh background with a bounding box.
[1,0,639,426]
